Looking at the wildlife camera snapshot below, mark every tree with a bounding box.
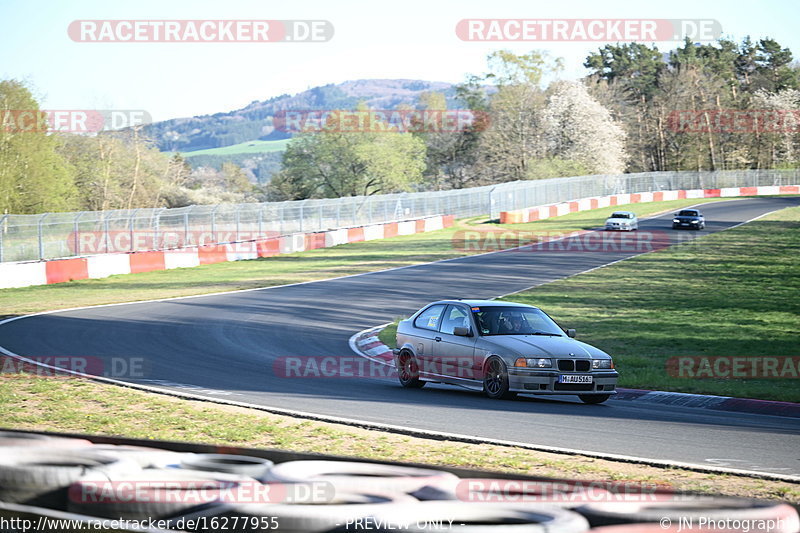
[584,43,665,101]
[0,80,77,213]
[542,81,628,174]
[471,50,564,182]
[270,107,426,200]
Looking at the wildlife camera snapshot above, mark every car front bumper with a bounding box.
[507,368,619,395]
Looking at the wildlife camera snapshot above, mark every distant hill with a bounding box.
[147,79,465,154]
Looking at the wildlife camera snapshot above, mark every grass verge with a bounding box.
[0,373,797,503]
[379,207,799,401]
[496,206,800,401]
[0,198,734,318]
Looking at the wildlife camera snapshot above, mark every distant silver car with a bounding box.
[393,300,618,403]
[604,211,638,231]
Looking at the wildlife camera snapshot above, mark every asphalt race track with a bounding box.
[1,197,799,478]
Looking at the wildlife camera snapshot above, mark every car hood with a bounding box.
[675,216,701,221]
[605,217,631,224]
[481,335,609,359]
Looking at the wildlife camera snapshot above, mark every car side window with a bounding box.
[440,305,470,335]
[414,304,447,332]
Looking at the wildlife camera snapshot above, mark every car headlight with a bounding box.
[673,219,680,223]
[690,220,699,223]
[592,359,613,369]
[515,358,552,368]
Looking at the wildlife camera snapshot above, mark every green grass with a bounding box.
[0,373,796,502]
[180,139,290,157]
[0,198,734,318]
[496,206,800,402]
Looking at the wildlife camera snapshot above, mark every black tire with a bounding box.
[576,498,799,529]
[68,469,251,520]
[579,394,611,404]
[397,351,425,389]
[180,453,274,480]
[483,357,517,400]
[0,448,139,509]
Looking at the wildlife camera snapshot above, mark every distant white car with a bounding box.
[604,211,638,231]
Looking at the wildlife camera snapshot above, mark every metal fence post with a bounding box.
[103,215,111,253]
[299,201,305,233]
[184,209,191,247]
[153,209,163,250]
[73,212,83,257]
[129,209,139,251]
[37,214,48,260]
[235,209,241,242]
[0,214,7,263]
[211,205,219,243]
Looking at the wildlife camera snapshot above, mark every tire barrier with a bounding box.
[0,430,797,533]
[0,448,139,509]
[67,469,255,520]
[0,431,92,449]
[264,460,460,495]
[576,498,800,532]
[178,453,274,480]
[77,444,192,469]
[181,491,418,533]
[326,501,591,532]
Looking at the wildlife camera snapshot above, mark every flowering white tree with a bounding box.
[751,88,800,166]
[542,81,628,174]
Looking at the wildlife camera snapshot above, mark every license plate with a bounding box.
[560,374,592,384]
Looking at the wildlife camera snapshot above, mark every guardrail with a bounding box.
[1,169,798,263]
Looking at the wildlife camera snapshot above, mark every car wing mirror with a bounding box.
[566,328,576,338]
[453,326,472,337]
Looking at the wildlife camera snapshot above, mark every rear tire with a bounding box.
[483,357,517,400]
[397,351,425,389]
[579,394,610,404]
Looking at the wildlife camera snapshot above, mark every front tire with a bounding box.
[579,394,610,404]
[397,351,425,389]
[483,357,517,400]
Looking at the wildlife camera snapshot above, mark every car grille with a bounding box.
[554,383,594,391]
[557,360,590,371]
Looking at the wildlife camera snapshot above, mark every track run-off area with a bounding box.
[1,196,798,479]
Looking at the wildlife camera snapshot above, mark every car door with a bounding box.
[434,304,479,381]
[409,304,447,377]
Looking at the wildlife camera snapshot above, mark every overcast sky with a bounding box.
[2,0,798,121]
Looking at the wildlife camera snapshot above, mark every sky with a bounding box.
[1,0,799,122]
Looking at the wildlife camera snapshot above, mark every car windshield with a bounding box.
[610,212,631,219]
[472,306,564,336]
[678,210,699,216]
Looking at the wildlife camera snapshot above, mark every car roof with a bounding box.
[429,299,536,308]
[610,211,635,215]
